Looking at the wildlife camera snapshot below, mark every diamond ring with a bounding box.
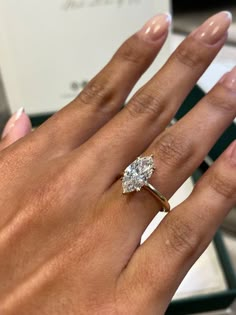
[121,155,170,213]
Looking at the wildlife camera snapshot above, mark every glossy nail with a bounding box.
[219,66,236,91]
[192,11,232,45]
[2,107,24,139]
[138,13,172,42]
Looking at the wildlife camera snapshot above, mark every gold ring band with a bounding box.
[144,182,170,213]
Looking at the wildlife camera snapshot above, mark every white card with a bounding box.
[0,0,171,115]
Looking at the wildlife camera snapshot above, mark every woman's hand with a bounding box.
[0,11,235,315]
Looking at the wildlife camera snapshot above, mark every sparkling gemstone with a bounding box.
[122,156,155,193]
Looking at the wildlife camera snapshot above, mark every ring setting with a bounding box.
[121,155,170,213]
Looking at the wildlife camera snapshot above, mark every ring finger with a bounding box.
[108,66,236,245]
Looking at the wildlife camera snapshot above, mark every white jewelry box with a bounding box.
[0,0,171,115]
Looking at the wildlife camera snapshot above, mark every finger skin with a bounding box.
[33,14,171,157]
[81,12,231,189]
[108,66,236,240]
[58,13,233,274]
[119,141,236,315]
[149,67,236,195]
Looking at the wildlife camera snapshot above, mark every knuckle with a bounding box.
[174,39,205,69]
[156,131,193,167]
[78,80,103,105]
[127,89,164,118]
[164,215,199,257]
[206,91,236,114]
[209,170,236,199]
[115,35,143,66]
[78,78,115,113]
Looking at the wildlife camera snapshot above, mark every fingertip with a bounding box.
[10,111,32,141]
[1,108,32,143]
[137,13,171,43]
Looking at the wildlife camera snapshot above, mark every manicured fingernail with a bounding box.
[219,66,236,90]
[192,11,232,45]
[138,13,172,42]
[2,107,24,139]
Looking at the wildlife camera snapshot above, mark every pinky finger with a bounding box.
[120,141,236,314]
[0,107,32,150]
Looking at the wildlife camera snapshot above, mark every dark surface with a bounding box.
[173,0,235,12]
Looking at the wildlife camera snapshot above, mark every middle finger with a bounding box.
[79,11,231,188]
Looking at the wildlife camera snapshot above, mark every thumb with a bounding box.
[0,107,32,150]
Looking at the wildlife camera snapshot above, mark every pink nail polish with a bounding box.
[219,66,236,91]
[1,107,24,139]
[192,11,232,45]
[138,13,172,42]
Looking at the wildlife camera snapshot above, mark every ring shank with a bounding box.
[144,182,170,213]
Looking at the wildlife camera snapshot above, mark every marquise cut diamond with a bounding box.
[122,156,155,193]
